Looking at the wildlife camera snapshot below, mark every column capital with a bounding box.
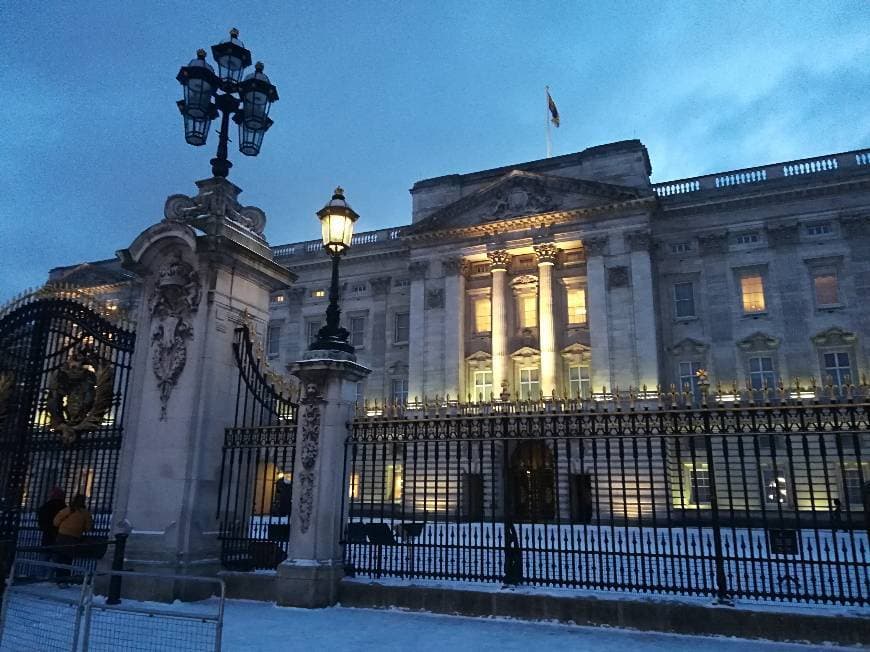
[625,230,652,252]
[369,276,392,296]
[441,256,468,277]
[583,235,608,257]
[488,249,511,271]
[408,260,429,280]
[765,222,800,248]
[698,231,729,255]
[533,243,560,265]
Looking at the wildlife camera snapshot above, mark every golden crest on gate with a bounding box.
[46,344,114,445]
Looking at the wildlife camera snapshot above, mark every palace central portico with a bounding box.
[50,139,870,402]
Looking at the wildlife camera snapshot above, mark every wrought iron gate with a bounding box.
[216,323,298,570]
[0,288,135,570]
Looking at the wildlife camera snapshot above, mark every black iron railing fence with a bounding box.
[343,394,870,605]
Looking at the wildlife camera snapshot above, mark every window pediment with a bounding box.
[560,342,591,365]
[737,332,779,352]
[466,350,493,370]
[511,346,541,363]
[669,338,708,356]
[811,327,857,347]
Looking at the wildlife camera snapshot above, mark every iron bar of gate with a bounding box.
[341,393,870,606]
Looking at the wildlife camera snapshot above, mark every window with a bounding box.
[350,316,365,347]
[352,283,367,294]
[843,466,868,506]
[271,294,285,304]
[682,464,711,506]
[736,232,759,245]
[394,313,409,343]
[474,297,491,333]
[762,468,791,508]
[806,222,832,236]
[748,356,776,391]
[673,282,695,318]
[813,274,839,306]
[568,365,591,399]
[518,367,540,400]
[519,295,537,328]
[740,275,766,313]
[311,289,326,298]
[823,352,852,387]
[671,242,692,254]
[356,382,365,403]
[307,320,322,344]
[678,361,701,397]
[394,278,410,288]
[566,288,587,325]
[391,378,409,403]
[384,463,404,502]
[473,370,493,402]
[267,324,281,357]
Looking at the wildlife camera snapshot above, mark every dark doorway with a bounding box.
[510,441,555,521]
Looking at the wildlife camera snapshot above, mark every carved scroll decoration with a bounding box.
[297,383,323,534]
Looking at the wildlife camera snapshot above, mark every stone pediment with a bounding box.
[406,170,648,236]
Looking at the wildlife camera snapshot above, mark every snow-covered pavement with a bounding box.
[220,601,849,651]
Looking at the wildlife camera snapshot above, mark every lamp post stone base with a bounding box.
[276,559,345,608]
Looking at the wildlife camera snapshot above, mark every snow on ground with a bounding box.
[219,600,851,651]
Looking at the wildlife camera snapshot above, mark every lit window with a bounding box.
[568,365,591,399]
[350,316,365,347]
[271,294,285,304]
[736,232,759,245]
[394,313,410,343]
[267,324,281,357]
[806,223,832,236]
[814,274,839,306]
[519,295,537,328]
[311,289,326,298]
[762,468,791,507]
[673,282,695,318]
[823,352,852,388]
[682,464,710,506]
[384,463,404,502]
[473,370,493,402]
[843,466,868,506]
[518,367,540,400]
[671,242,691,254]
[740,275,766,313]
[678,361,701,398]
[349,472,361,499]
[391,378,409,403]
[474,297,491,333]
[748,356,775,390]
[566,288,587,325]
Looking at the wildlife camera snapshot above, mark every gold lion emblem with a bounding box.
[46,345,114,445]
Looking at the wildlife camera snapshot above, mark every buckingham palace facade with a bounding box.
[50,139,870,402]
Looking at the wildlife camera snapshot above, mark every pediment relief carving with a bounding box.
[510,346,541,362]
[669,337,708,356]
[387,361,409,374]
[737,331,779,352]
[560,342,591,364]
[811,327,857,347]
[511,274,538,288]
[466,350,492,370]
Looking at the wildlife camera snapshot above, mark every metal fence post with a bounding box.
[106,533,128,605]
[702,404,731,604]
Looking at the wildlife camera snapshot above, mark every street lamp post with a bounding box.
[309,188,359,355]
[176,28,279,178]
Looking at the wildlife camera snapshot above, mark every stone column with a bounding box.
[277,354,370,607]
[113,177,292,599]
[627,231,660,389]
[442,257,467,399]
[407,260,428,400]
[584,236,611,392]
[489,250,511,397]
[534,244,559,398]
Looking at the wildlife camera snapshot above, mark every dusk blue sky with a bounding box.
[2,1,868,302]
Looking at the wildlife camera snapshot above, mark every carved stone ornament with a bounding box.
[164,177,267,238]
[582,236,608,257]
[533,243,560,265]
[625,230,652,252]
[669,337,708,357]
[150,255,201,420]
[607,266,630,289]
[297,383,324,535]
[286,286,307,304]
[765,222,799,248]
[811,327,857,347]
[487,250,511,271]
[369,276,392,296]
[46,345,114,446]
[408,260,429,281]
[839,210,870,239]
[426,288,445,310]
[441,257,467,276]
[737,331,780,352]
[697,231,729,255]
[489,186,556,220]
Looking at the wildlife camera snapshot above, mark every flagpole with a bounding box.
[545,86,552,158]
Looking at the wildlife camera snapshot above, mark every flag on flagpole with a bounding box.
[547,89,560,128]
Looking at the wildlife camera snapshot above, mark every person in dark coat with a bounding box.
[37,487,66,548]
[53,493,92,581]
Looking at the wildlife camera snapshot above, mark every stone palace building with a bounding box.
[49,139,870,403]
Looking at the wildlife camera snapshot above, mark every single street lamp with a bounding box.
[309,187,359,354]
[176,28,278,178]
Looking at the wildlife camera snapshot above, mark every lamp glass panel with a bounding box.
[184,114,210,146]
[238,122,264,156]
[217,53,244,82]
[242,89,269,127]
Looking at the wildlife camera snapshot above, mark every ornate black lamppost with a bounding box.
[176,28,279,178]
[309,188,359,354]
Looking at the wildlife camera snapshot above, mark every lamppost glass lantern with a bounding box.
[211,28,252,84]
[177,100,215,146]
[317,188,359,255]
[239,62,279,130]
[234,114,273,156]
[176,50,217,119]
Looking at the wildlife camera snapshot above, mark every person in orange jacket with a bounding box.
[52,493,93,579]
